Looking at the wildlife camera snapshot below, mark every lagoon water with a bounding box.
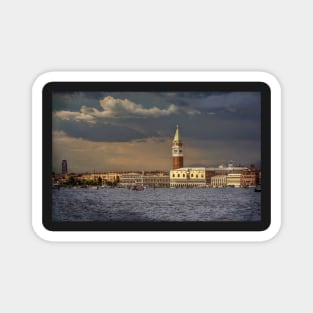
[52,187,261,222]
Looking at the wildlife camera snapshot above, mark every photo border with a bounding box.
[32,71,281,241]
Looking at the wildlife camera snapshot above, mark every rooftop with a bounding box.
[171,166,250,171]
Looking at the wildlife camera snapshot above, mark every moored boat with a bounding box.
[132,185,145,191]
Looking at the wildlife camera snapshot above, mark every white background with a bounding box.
[0,1,311,312]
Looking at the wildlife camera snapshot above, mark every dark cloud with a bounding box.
[53,119,152,142]
[52,92,102,111]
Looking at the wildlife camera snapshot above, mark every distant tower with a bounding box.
[172,125,183,169]
[62,160,68,175]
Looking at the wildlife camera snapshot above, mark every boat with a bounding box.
[132,185,145,191]
[52,183,60,190]
[255,184,261,192]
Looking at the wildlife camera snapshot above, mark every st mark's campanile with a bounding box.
[172,124,183,169]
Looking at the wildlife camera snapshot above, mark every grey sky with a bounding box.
[52,91,261,173]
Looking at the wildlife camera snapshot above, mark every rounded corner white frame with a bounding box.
[32,71,281,242]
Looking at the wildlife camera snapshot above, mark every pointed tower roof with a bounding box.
[173,124,182,142]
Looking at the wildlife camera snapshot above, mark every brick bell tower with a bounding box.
[172,124,184,169]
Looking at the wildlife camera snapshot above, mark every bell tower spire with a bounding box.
[172,124,183,169]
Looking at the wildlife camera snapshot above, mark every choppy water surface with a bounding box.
[52,187,261,222]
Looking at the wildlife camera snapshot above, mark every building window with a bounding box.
[201,175,204,178]
[196,175,198,178]
[178,174,180,178]
[191,174,194,177]
[183,174,185,177]
[172,174,175,178]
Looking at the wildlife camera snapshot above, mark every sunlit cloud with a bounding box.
[54,109,97,124]
[99,96,178,118]
[54,95,200,124]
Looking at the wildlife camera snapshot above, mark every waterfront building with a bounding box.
[78,171,170,187]
[170,167,207,188]
[241,172,256,187]
[205,170,216,186]
[213,166,249,176]
[172,125,183,169]
[142,173,170,188]
[62,160,68,175]
[100,172,120,183]
[169,166,253,188]
[226,173,242,187]
[211,175,227,187]
[80,172,120,183]
[119,173,143,187]
[119,172,170,188]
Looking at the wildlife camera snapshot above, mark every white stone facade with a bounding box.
[211,175,227,188]
[226,173,242,187]
[170,167,207,188]
[119,173,143,187]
